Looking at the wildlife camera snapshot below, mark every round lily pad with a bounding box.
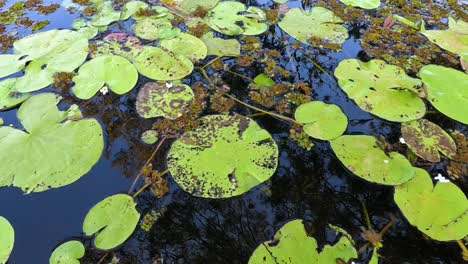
[0,216,14,264]
[141,130,159,144]
[158,33,207,62]
[136,82,194,120]
[294,101,348,140]
[419,65,468,124]
[49,241,84,264]
[0,78,30,111]
[205,1,268,36]
[167,115,279,198]
[401,119,457,162]
[120,1,149,20]
[172,0,219,13]
[0,30,88,93]
[394,168,468,241]
[0,93,104,193]
[278,7,348,47]
[330,135,415,185]
[339,0,380,9]
[72,55,139,99]
[334,59,425,122]
[133,17,175,41]
[90,1,121,27]
[83,194,140,250]
[201,32,241,57]
[248,220,357,263]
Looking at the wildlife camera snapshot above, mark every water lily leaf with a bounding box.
[330,135,414,185]
[205,1,268,36]
[0,79,30,111]
[90,1,121,27]
[0,93,103,193]
[248,220,357,263]
[49,241,84,264]
[133,17,175,40]
[401,119,457,162]
[294,101,348,140]
[278,7,348,47]
[253,73,275,87]
[0,30,88,93]
[167,114,279,198]
[173,0,219,13]
[136,82,194,120]
[72,55,138,99]
[201,32,240,57]
[0,216,14,264]
[369,247,381,264]
[334,59,425,122]
[339,0,380,9]
[419,65,468,124]
[141,130,159,144]
[120,1,149,20]
[133,46,193,81]
[421,17,468,61]
[159,33,207,62]
[83,194,140,250]
[394,168,468,241]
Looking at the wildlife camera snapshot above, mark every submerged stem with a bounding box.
[457,240,468,260]
[133,170,169,198]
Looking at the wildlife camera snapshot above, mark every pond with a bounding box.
[0,0,467,263]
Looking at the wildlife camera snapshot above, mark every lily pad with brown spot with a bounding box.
[401,119,457,162]
[136,82,194,120]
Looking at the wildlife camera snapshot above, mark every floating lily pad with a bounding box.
[334,59,425,122]
[141,130,159,144]
[72,55,139,99]
[419,65,468,124]
[83,194,140,250]
[401,119,457,162]
[0,79,30,111]
[339,0,380,9]
[158,33,207,62]
[133,46,193,81]
[253,73,275,87]
[201,32,241,57]
[330,135,414,185]
[133,17,176,40]
[0,216,14,264]
[421,17,468,61]
[248,220,357,263]
[294,101,348,140]
[173,0,219,13]
[136,82,194,120]
[394,168,468,241]
[0,93,103,193]
[49,241,84,264]
[90,1,121,27]
[167,115,279,198]
[278,7,348,47]
[205,1,268,36]
[0,30,88,92]
[120,1,149,20]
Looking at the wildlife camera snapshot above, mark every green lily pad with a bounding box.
[173,0,219,13]
[421,17,468,61]
[401,119,457,162]
[0,79,30,111]
[133,17,176,41]
[158,33,207,62]
[120,1,149,20]
[330,135,414,185]
[0,93,103,193]
[167,115,279,198]
[90,1,121,27]
[294,101,348,140]
[205,1,268,36]
[136,82,194,120]
[49,241,84,264]
[83,194,140,250]
[141,130,159,144]
[334,59,425,122]
[418,65,468,124]
[0,30,88,93]
[394,168,468,241]
[0,216,14,264]
[248,220,357,263]
[339,0,380,9]
[201,32,241,57]
[133,46,193,81]
[253,73,275,87]
[278,7,348,47]
[72,55,139,99]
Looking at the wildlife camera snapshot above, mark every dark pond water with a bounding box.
[0,0,467,263]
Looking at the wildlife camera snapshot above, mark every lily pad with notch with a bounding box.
[49,241,84,264]
[0,216,14,264]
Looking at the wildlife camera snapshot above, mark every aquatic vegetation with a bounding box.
[49,241,84,264]
[339,0,380,9]
[141,130,159,144]
[401,119,457,162]
[170,0,219,13]
[167,115,279,198]
[0,78,30,110]
[334,59,425,122]
[394,168,468,241]
[83,194,140,250]
[0,216,14,264]
[201,32,240,57]
[72,55,138,99]
[248,220,357,263]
